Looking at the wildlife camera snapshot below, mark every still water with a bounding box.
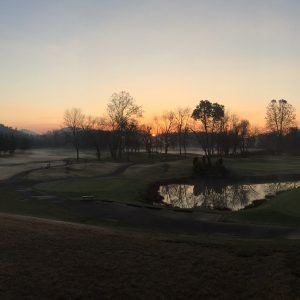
[158,181,300,211]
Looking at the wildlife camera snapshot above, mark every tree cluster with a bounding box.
[11,93,296,159]
[60,93,299,160]
[0,125,32,155]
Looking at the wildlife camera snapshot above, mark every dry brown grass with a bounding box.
[0,214,299,299]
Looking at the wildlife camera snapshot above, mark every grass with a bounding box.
[2,153,300,228]
[33,155,300,227]
[0,214,299,299]
[35,159,194,203]
[225,188,300,227]
[2,151,300,297]
[25,161,124,181]
[36,177,148,202]
[225,155,300,176]
[102,151,186,164]
[0,185,82,222]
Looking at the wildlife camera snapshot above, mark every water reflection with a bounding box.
[158,181,300,211]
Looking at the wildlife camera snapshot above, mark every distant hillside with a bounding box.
[0,124,19,135]
[0,124,34,137]
[20,129,39,136]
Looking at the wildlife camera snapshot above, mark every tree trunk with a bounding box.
[76,145,79,160]
[96,144,101,161]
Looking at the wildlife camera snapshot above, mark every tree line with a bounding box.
[61,91,298,160]
[0,124,32,155]
[1,92,298,159]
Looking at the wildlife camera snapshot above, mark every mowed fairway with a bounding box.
[0,214,299,299]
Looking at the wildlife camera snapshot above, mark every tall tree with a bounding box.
[161,111,175,154]
[64,108,84,160]
[239,119,250,155]
[175,107,191,156]
[192,100,225,161]
[266,99,296,136]
[82,115,106,160]
[107,91,142,159]
[140,124,153,158]
[266,99,296,152]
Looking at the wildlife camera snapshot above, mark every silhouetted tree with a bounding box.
[107,91,143,159]
[64,108,84,160]
[175,107,191,156]
[140,124,153,158]
[266,99,296,153]
[239,119,250,155]
[161,111,175,154]
[82,116,106,160]
[192,100,225,162]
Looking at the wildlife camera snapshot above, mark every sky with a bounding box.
[0,0,299,132]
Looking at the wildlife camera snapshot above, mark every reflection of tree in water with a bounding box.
[193,182,256,210]
[159,181,300,211]
[265,181,300,195]
[160,185,199,208]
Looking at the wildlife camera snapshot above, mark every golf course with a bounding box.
[0,149,299,298]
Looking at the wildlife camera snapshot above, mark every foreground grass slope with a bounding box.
[0,214,299,299]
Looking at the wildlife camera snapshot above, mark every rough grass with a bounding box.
[226,155,300,176]
[4,153,300,227]
[25,162,124,181]
[35,155,300,201]
[0,185,80,222]
[225,188,300,227]
[35,159,194,203]
[0,214,299,299]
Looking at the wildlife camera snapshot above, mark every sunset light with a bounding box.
[0,1,299,299]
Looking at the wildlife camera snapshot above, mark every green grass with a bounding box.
[5,154,300,228]
[225,155,300,176]
[35,159,194,203]
[225,188,300,227]
[36,177,148,202]
[0,185,82,222]
[102,151,186,164]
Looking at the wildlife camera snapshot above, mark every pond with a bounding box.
[157,180,300,211]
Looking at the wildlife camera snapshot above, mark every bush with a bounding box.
[193,156,228,177]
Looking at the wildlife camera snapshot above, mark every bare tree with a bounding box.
[239,119,250,155]
[152,116,163,153]
[82,115,106,160]
[175,107,191,156]
[266,99,296,152]
[64,108,84,160]
[140,124,153,158]
[216,111,230,156]
[266,99,296,136]
[161,111,175,154]
[107,91,143,159]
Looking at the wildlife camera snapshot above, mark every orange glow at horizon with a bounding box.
[1,1,299,133]
[3,99,294,134]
